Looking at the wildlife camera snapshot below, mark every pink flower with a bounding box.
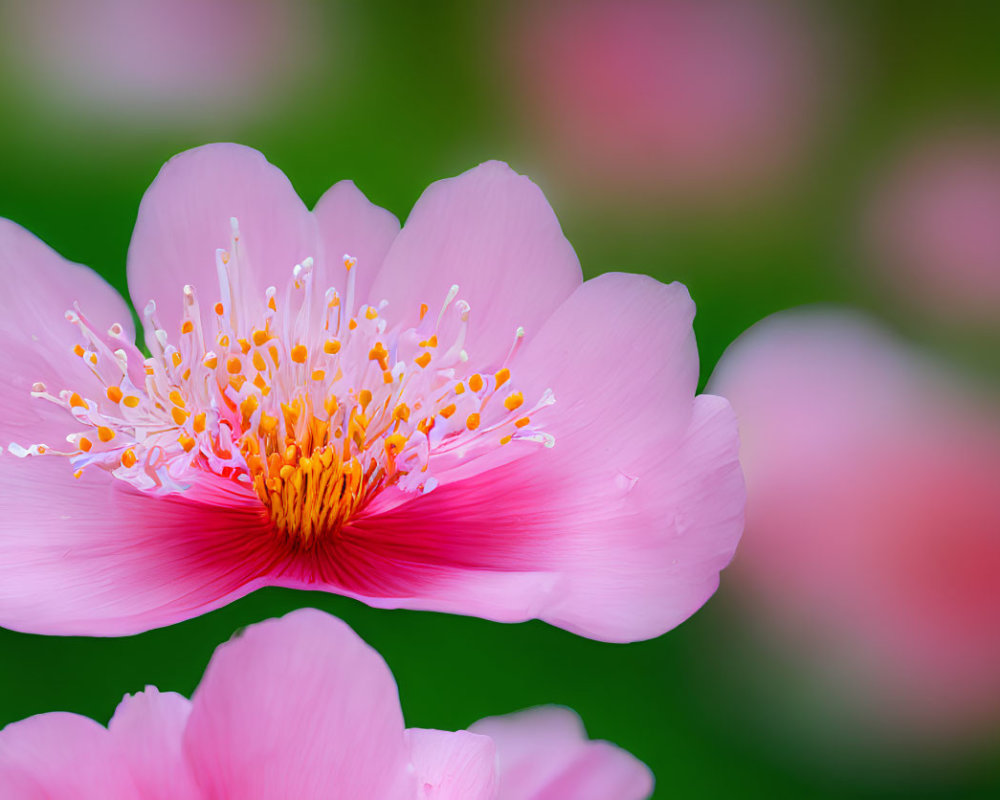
[0,144,743,640]
[0,608,653,798]
[863,127,1000,325]
[504,0,831,204]
[709,310,1000,744]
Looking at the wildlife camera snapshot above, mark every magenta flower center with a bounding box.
[14,218,554,544]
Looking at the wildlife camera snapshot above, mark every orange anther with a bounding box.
[291,344,308,363]
[69,392,87,409]
[383,370,394,384]
[214,302,225,315]
[171,352,183,368]
[168,390,185,408]
[365,307,378,320]
[415,352,432,369]
[252,329,269,347]
[359,389,373,409]
[181,320,194,334]
[419,303,429,320]
[252,351,267,372]
[504,392,524,412]
[348,319,358,330]
[440,403,456,419]
[203,354,219,369]
[384,433,407,455]
[73,344,85,357]
[78,437,92,452]
[466,413,481,431]
[97,426,115,443]
[392,403,410,422]
[515,416,530,428]
[324,339,341,355]
[500,434,513,445]
[239,338,251,355]
[123,395,140,408]
[468,374,484,392]
[455,382,465,395]
[369,342,389,370]
[171,407,189,425]
[268,296,277,311]
[495,368,511,387]
[418,417,435,435]
[179,434,196,452]
[312,369,326,382]
[227,357,243,374]
[121,449,137,468]
[193,412,207,434]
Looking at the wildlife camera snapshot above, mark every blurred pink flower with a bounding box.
[0,0,319,125]
[471,707,653,799]
[0,144,743,640]
[0,608,653,798]
[710,310,1000,742]
[864,128,1000,324]
[505,0,829,203]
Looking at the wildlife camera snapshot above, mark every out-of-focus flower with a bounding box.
[0,0,320,126]
[0,608,653,798]
[504,0,830,204]
[864,128,1000,325]
[709,310,1000,745]
[471,707,653,800]
[0,144,743,640]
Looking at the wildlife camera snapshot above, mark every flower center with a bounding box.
[13,218,554,545]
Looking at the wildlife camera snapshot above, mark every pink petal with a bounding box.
[108,688,199,799]
[336,273,744,642]
[369,161,582,368]
[126,143,318,336]
[0,219,133,445]
[470,707,653,800]
[0,713,140,798]
[182,608,416,800]
[313,178,400,304]
[0,453,275,635]
[407,728,499,800]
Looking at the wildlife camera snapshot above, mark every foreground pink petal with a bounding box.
[710,310,1000,747]
[0,609,651,798]
[1,144,743,640]
[471,706,654,800]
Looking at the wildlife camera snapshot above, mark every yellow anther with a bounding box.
[123,395,140,408]
[393,403,410,422]
[269,345,280,367]
[260,414,279,435]
[504,392,524,412]
[252,329,269,347]
[171,407,189,425]
[415,352,432,369]
[468,374,484,392]
[239,338,251,355]
[97,426,115,443]
[252,351,267,372]
[312,369,326,382]
[495,368,510,387]
[226,357,243,374]
[369,342,389,370]
[121,449,137,468]
[515,416,530,428]
[193,412,207,434]
[291,344,308,364]
[500,434,512,445]
[440,403,456,419]
[365,307,378,320]
[172,352,183,368]
[418,417,435,435]
[359,389,373,409]
[384,433,407,455]
[73,469,83,479]
[218,334,230,348]
[168,390,185,408]
[324,396,339,416]
[324,339,341,355]
[455,382,465,395]
[466,413,481,431]
[203,354,219,369]
[240,395,259,422]
[78,437,92,452]
[181,320,194,334]
[229,375,247,391]
[179,434,196,452]
[254,374,268,391]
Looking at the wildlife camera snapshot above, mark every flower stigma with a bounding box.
[12,218,555,545]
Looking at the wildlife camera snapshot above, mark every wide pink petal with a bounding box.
[470,707,653,800]
[0,219,134,446]
[331,273,743,641]
[0,453,277,636]
[369,161,582,368]
[183,608,416,800]
[127,143,318,336]
[407,728,499,800]
[0,713,140,799]
[313,178,400,303]
[108,688,199,799]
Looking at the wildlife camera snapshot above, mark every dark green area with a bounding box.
[1,1,999,797]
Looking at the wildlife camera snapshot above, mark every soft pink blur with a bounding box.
[710,310,1000,747]
[0,609,652,798]
[0,0,319,124]
[864,128,1000,324]
[504,0,831,204]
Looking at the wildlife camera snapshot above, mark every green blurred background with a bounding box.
[1,1,1000,796]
